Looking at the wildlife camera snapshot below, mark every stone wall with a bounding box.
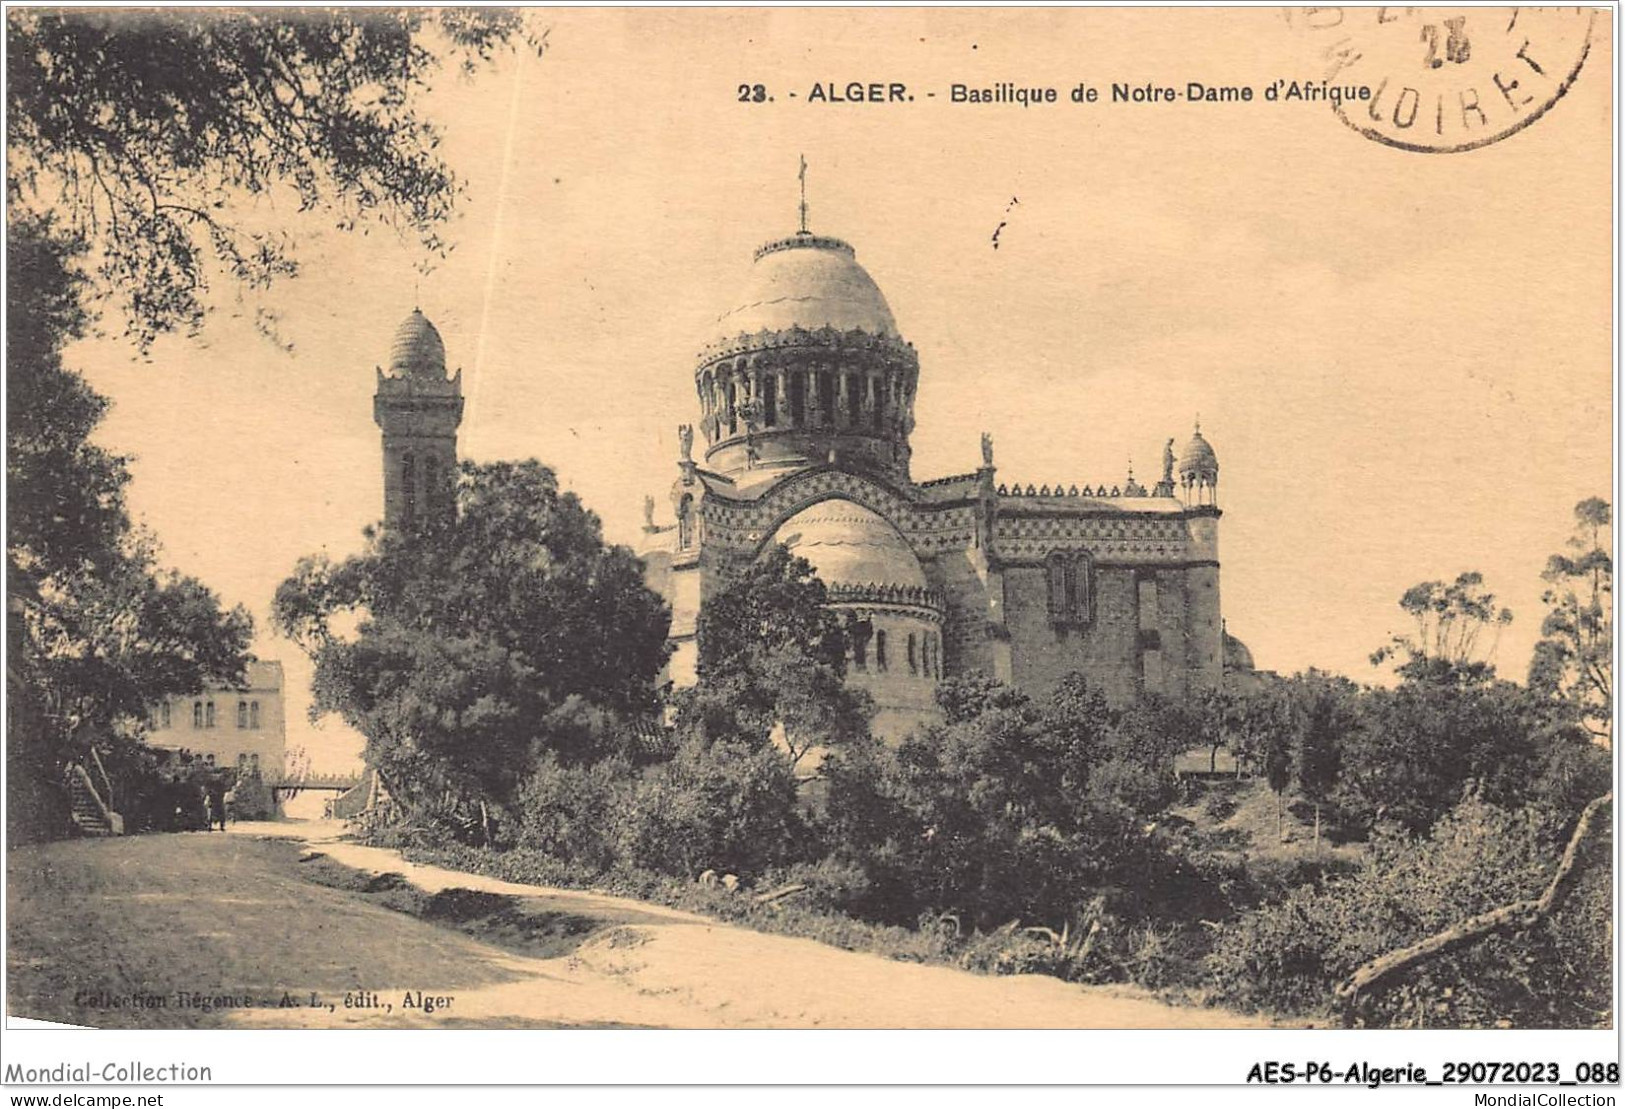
[1003,565,1142,702]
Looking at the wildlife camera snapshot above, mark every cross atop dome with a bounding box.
[798,153,810,235]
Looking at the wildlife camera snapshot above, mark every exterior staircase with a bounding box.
[67,757,124,837]
[325,769,382,820]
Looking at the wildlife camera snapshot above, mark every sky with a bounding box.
[64,9,1615,772]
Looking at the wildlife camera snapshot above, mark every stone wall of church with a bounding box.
[932,548,1004,679]
[994,561,1221,704]
[1183,563,1223,689]
[1002,565,1142,702]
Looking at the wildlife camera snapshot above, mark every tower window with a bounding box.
[401,451,417,527]
[762,375,777,427]
[726,382,738,435]
[424,454,440,519]
[907,633,918,675]
[250,701,261,730]
[204,700,216,729]
[875,629,888,672]
[237,700,248,729]
[818,371,835,427]
[790,371,806,427]
[193,701,203,729]
[161,702,171,729]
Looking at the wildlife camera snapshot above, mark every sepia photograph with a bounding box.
[2,2,1617,1093]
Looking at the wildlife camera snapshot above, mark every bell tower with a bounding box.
[373,309,463,532]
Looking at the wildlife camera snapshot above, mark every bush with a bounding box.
[507,754,630,870]
[614,737,811,879]
[1201,790,1239,823]
[1207,796,1611,1026]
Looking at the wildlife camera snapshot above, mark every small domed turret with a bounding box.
[1178,421,1219,506]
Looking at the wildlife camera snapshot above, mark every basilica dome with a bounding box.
[711,234,900,345]
[770,499,926,592]
[388,309,447,379]
[1222,629,1255,673]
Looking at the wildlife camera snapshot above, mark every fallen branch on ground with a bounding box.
[753,883,807,905]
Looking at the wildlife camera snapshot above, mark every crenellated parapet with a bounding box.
[996,480,1174,499]
[825,581,946,617]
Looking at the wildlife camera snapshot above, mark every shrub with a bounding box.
[1207,796,1611,1026]
[1201,790,1239,823]
[508,754,630,870]
[615,737,811,879]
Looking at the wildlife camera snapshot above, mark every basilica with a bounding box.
[371,220,1244,741]
[636,225,1238,738]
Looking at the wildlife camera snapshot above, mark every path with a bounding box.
[7,821,1271,1029]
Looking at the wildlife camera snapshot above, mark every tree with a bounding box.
[1334,677,1549,836]
[1191,686,1240,774]
[7,8,544,347]
[271,460,671,830]
[7,220,253,841]
[1529,498,1612,743]
[823,673,1177,931]
[1287,671,1356,849]
[1236,689,1296,839]
[1371,572,1512,685]
[687,545,871,774]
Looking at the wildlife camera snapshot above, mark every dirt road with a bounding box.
[7,821,1269,1029]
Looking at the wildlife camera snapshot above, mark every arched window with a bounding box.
[1070,553,1094,623]
[677,495,695,550]
[251,701,261,729]
[1047,551,1094,627]
[193,701,204,729]
[1046,551,1070,621]
[789,371,806,427]
[762,375,777,427]
[204,700,216,729]
[237,700,248,729]
[401,451,417,526]
[161,702,172,729]
[852,622,870,671]
[817,371,836,428]
[726,382,737,435]
[875,629,888,672]
[907,633,918,675]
